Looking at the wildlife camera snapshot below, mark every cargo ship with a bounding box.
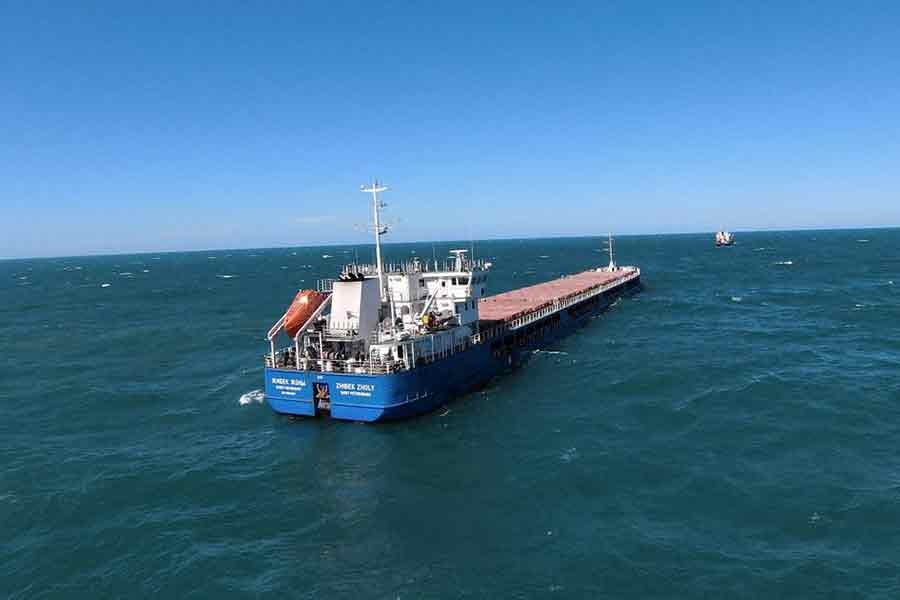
[263,182,641,422]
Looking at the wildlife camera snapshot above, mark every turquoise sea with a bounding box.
[2,229,899,598]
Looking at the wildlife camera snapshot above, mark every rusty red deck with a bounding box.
[478,268,635,323]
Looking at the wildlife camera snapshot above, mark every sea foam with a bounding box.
[239,390,265,405]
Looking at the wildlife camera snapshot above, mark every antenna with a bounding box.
[360,180,389,301]
[449,248,468,272]
[606,232,617,271]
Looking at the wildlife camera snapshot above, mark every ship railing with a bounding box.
[266,351,407,375]
[411,336,473,367]
[320,320,361,340]
[343,258,492,276]
[505,268,640,331]
[317,278,336,292]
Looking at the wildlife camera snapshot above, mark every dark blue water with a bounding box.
[2,230,899,598]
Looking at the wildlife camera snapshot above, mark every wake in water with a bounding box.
[239,390,265,405]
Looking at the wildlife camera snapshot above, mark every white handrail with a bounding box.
[506,268,639,331]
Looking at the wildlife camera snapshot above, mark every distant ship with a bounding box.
[715,231,735,247]
[262,182,641,422]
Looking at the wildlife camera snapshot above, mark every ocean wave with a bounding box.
[560,447,579,463]
[239,390,265,405]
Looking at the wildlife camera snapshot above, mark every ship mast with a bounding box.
[361,180,389,301]
[607,232,617,271]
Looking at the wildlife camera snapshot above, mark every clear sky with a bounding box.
[3,1,899,258]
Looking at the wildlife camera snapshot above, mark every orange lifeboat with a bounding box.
[283,290,328,338]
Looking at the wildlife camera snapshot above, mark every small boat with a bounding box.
[715,231,735,247]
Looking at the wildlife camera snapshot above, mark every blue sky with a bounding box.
[2,1,899,258]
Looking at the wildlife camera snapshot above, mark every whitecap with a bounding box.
[217,274,236,279]
[731,296,742,302]
[773,260,793,265]
[534,349,569,356]
[208,256,217,259]
[538,255,550,259]
[560,447,579,463]
[753,247,767,251]
[118,272,133,276]
[142,269,150,273]
[239,389,265,405]
[100,283,111,288]
[857,239,870,243]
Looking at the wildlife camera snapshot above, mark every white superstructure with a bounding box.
[267,182,492,373]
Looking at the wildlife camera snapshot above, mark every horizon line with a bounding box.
[2,224,897,262]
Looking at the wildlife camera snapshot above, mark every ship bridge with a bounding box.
[265,183,493,376]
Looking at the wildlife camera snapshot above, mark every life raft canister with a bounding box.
[284,290,327,338]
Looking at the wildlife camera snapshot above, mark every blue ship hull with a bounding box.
[264,275,640,422]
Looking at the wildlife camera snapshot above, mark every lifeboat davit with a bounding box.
[283,290,327,338]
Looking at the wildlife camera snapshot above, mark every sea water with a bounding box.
[2,229,899,598]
